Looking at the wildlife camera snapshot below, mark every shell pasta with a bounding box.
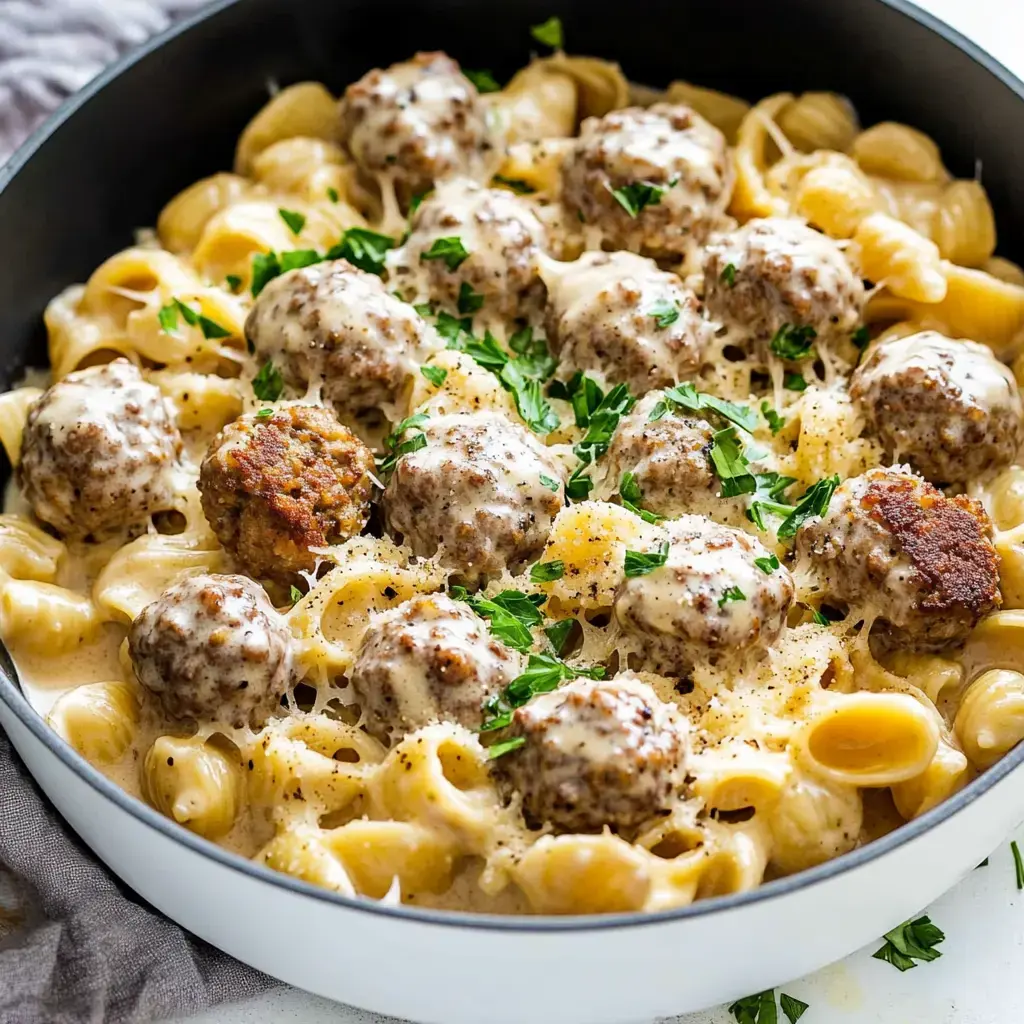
[5,24,1024,917]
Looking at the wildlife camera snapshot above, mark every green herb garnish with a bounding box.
[783,372,808,392]
[565,465,593,501]
[776,474,840,540]
[852,325,871,351]
[255,408,273,418]
[657,381,758,433]
[544,618,575,656]
[421,236,470,271]
[326,187,339,203]
[720,263,737,288]
[326,227,396,276]
[420,365,448,387]
[453,587,545,653]
[463,68,501,93]
[530,560,565,583]
[710,427,756,497]
[770,323,817,361]
[457,281,484,315]
[730,990,808,1024]
[761,400,786,435]
[624,540,670,578]
[872,916,945,972]
[609,179,673,218]
[280,249,322,273]
[487,736,526,759]
[718,586,745,608]
[648,299,679,329]
[574,382,635,465]
[619,472,663,524]
[754,554,780,575]
[377,413,429,478]
[1013,840,1024,890]
[278,208,306,235]
[252,361,284,402]
[539,474,561,492]
[225,274,242,293]
[289,585,303,605]
[779,994,809,1024]
[251,251,282,296]
[530,15,563,48]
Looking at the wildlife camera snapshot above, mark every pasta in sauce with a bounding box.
[5,37,1024,917]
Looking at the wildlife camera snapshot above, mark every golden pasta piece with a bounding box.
[960,610,1024,682]
[995,523,1024,610]
[45,285,135,380]
[0,514,65,582]
[730,93,794,221]
[536,54,629,120]
[0,388,43,468]
[931,180,997,268]
[406,350,517,421]
[987,465,1024,530]
[690,743,792,816]
[854,212,947,302]
[696,821,771,898]
[47,681,139,764]
[955,669,1024,768]
[258,823,357,894]
[663,80,750,144]
[141,734,243,839]
[985,255,1024,288]
[494,139,574,198]
[793,157,880,238]
[235,82,339,175]
[777,91,859,153]
[852,122,947,182]
[81,247,199,325]
[494,62,578,143]
[891,736,970,819]
[881,651,964,706]
[157,173,251,255]
[149,370,245,434]
[0,580,101,654]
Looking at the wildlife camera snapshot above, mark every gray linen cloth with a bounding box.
[0,1,276,1020]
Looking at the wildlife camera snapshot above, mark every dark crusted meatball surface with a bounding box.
[129,573,297,729]
[244,260,442,421]
[561,103,733,256]
[350,593,523,743]
[796,466,1001,649]
[338,51,493,204]
[19,359,181,539]
[850,331,1024,484]
[199,403,375,584]
[495,673,687,834]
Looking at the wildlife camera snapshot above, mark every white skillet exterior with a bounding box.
[4,680,1024,1023]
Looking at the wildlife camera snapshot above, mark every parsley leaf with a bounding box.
[624,540,670,578]
[157,303,179,334]
[565,465,593,500]
[435,311,474,348]
[457,281,484,315]
[278,208,306,235]
[377,413,429,478]
[770,323,817,361]
[289,585,303,605]
[252,361,284,402]
[776,474,840,540]
[808,605,831,626]
[718,586,745,608]
[783,372,808,392]
[720,263,737,288]
[609,179,673,218]
[198,314,231,339]
[728,990,777,1024]
[326,186,340,203]
[761,400,786,435]
[852,325,871,351]
[255,408,273,418]
[539,474,561,493]
[1013,840,1024,890]
[530,560,565,583]
[454,588,545,653]
[225,274,242,293]
[172,297,199,326]
[280,249,322,273]
[463,330,508,372]
[420,365,448,387]
[544,618,575,655]
[492,175,536,195]
[530,15,563,48]
[326,227,396,276]
[660,381,758,433]
[574,382,635,465]
[619,472,663,524]
[251,251,283,296]
[710,427,756,497]
[754,554,780,574]
[508,375,561,434]
[872,915,945,971]
[648,299,679,329]
[463,68,501,93]
[487,736,526,759]
[421,236,470,271]
[779,994,809,1024]
[413,301,436,317]
[408,191,431,217]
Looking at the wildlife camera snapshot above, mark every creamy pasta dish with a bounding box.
[6,25,1024,916]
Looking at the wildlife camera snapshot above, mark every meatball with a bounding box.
[19,360,181,539]
[338,51,493,203]
[850,331,1024,484]
[199,403,375,583]
[382,412,565,581]
[542,251,710,395]
[561,103,733,256]
[244,260,443,421]
[614,515,795,674]
[389,178,548,319]
[795,466,1001,649]
[600,391,737,521]
[128,574,297,729]
[495,672,687,834]
[350,593,523,742]
[703,217,864,360]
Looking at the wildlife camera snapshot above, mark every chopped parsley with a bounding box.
[326,186,340,203]
[808,605,831,626]
[718,586,745,608]
[573,382,635,465]
[770,323,817,361]
[609,179,674,218]
[852,324,871,351]
[327,227,396,276]
[780,994,809,1024]
[624,540,670,578]
[544,618,575,656]
[487,736,526,759]
[761,400,786,435]
[278,208,306,235]
[252,361,284,402]
[377,413,429,478]
[255,408,273,418]
[435,311,474,347]
[278,249,319,273]
[420,365,448,387]
[452,587,545,653]
[565,464,593,500]
[492,175,536,195]
[754,554,780,575]
[656,381,758,433]
[729,990,808,1024]
[157,304,178,334]
[872,915,945,971]
[421,236,470,271]
[225,274,242,293]
[158,299,231,340]
[539,474,561,493]
[648,299,680,329]
[530,560,565,583]
[747,473,799,532]
[251,251,282,296]
[530,15,563,49]
[619,472,663,524]
[408,191,431,216]
[710,427,757,497]
[463,68,501,93]
[720,263,737,288]
[289,585,303,605]
[783,372,808,392]
[1013,840,1024,890]
[457,282,484,315]
[776,474,840,540]
[413,301,436,318]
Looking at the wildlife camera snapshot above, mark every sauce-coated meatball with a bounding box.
[350,593,523,742]
[199,404,375,584]
[542,251,710,394]
[614,515,795,674]
[129,574,297,729]
[850,331,1024,484]
[338,52,493,203]
[495,672,687,834]
[390,178,548,319]
[382,412,565,581]
[244,260,443,421]
[561,104,733,256]
[703,217,864,360]
[600,392,735,521]
[795,466,1001,649]
[19,360,180,539]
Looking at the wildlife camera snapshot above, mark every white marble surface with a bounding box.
[170,1,1024,1021]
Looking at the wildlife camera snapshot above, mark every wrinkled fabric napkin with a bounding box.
[0,1,276,1021]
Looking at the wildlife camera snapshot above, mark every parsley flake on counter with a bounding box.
[530,560,565,583]
[487,736,526,759]
[251,251,282,296]
[420,365,448,387]
[1013,840,1024,890]
[252,361,284,402]
[761,400,786,435]
[779,994,809,1024]
[225,274,243,293]
[720,263,737,288]
[776,474,840,540]
[648,298,680,329]
[730,990,808,1024]
[327,227,396,276]
[872,915,945,971]
[421,235,470,271]
[770,323,817,361]
[492,175,536,194]
[783,372,808,392]
[457,281,484,314]
[530,15,563,49]
[463,68,502,93]
[278,208,306,235]
[624,540,670,578]
[289,585,303,605]
[326,186,340,203]
[619,471,663,524]
[718,586,745,608]
[544,618,575,656]
[754,554,780,575]
[609,179,673,218]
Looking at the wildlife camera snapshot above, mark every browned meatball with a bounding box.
[495,673,688,834]
[350,593,523,743]
[128,574,297,729]
[338,51,493,204]
[542,251,710,395]
[850,331,1024,484]
[19,360,181,539]
[199,404,375,584]
[795,467,1001,649]
[244,260,443,421]
[382,412,565,582]
[703,217,864,362]
[561,104,733,256]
